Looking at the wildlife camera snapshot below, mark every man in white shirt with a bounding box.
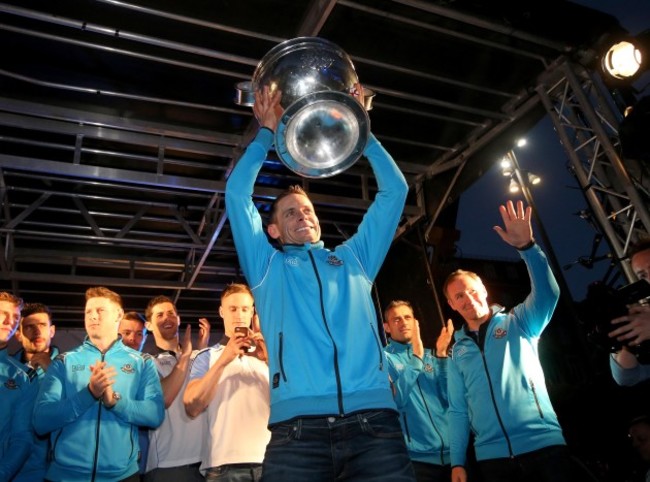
[184,283,270,482]
[144,295,210,481]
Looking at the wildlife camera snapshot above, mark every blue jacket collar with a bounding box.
[281,241,325,252]
[83,336,121,354]
[12,345,60,364]
[457,303,506,341]
[386,339,413,354]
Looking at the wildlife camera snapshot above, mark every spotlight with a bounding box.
[600,30,650,83]
[509,178,520,193]
[500,158,513,176]
[528,173,541,185]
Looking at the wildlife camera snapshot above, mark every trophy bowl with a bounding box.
[236,37,371,178]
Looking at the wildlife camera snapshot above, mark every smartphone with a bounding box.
[234,326,255,352]
[234,326,248,336]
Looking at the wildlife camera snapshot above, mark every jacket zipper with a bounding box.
[370,322,384,370]
[308,251,344,415]
[529,378,544,418]
[278,332,287,382]
[417,377,445,465]
[91,351,106,482]
[473,337,515,458]
[402,411,411,441]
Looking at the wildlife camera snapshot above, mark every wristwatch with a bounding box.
[102,391,121,409]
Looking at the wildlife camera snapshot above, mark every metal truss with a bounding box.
[536,59,650,283]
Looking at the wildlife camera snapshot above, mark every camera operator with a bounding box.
[610,240,650,386]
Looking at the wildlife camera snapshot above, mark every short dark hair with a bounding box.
[269,185,309,224]
[383,300,413,322]
[21,302,52,325]
[145,295,176,321]
[122,311,146,326]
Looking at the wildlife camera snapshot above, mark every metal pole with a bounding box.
[509,150,576,303]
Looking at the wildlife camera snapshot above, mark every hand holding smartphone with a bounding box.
[234,326,255,353]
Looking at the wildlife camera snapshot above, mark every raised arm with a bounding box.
[345,133,408,280]
[225,88,282,285]
[495,200,559,336]
[159,325,193,408]
[493,199,533,249]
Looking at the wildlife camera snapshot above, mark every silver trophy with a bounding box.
[235,37,374,178]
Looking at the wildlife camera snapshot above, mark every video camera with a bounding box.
[578,279,650,360]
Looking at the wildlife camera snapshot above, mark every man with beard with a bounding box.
[144,295,210,481]
[12,302,58,481]
[383,300,454,482]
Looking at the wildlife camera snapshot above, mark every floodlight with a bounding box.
[509,178,520,193]
[500,158,513,176]
[528,173,541,185]
[600,30,649,83]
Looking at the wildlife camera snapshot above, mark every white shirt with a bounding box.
[146,349,205,472]
[189,345,271,473]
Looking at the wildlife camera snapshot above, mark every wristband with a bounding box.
[516,240,535,251]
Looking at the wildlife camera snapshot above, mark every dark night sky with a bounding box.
[456,0,650,302]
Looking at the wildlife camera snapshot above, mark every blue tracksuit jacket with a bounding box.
[610,352,650,386]
[33,338,164,481]
[385,341,451,465]
[11,346,59,482]
[447,244,564,467]
[0,347,37,480]
[226,128,408,424]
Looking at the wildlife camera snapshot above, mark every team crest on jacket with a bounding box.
[424,364,433,373]
[121,364,135,374]
[4,379,18,389]
[326,255,343,266]
[493,327,507,339]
